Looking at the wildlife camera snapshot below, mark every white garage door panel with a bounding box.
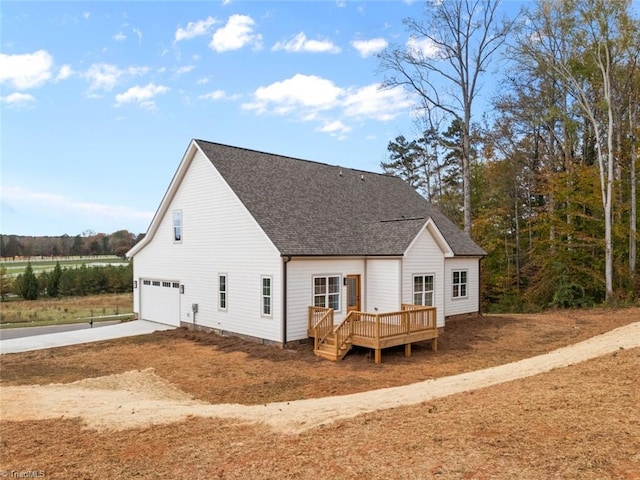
[140,279,180,326]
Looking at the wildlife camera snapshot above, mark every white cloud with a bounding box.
[272,32,340,54]
[242,74,342,114]
[199,90,226,101]
[343,83,413,121]
[175,65,195,75]
[407,36,440,58]
[174,16,217,43]
[198,90,240,101]
[84,63,149,92]
[1,186,153,223]
[0,92,36,107]
[351,38,388,58]
[133,28,142,43]
[113,32,127,42]
[317,120,351,138]
[115,83,168,108]
[82,11,90,19]
[0,50,53,90]
[196,77,210,85]
[56,65,74,81]
[210,15,262,52]
[242,74,416,138]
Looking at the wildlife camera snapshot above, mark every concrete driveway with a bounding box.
[0,320,122,340]
[0,320,175,354]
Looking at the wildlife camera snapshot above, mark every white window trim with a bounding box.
[261,275,273,318]
[218,273,228,311]
[173,210,183,243]
[413,273,435,307]
[452,269,469,300]
[312,274,342,312]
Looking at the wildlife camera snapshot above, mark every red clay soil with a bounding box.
[1,307,639,479]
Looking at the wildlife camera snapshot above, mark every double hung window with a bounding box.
[313,275,340,311]
[219,274,227,310]
[452,270,468,299]
[413,274,434,306]
[261,276,272,316]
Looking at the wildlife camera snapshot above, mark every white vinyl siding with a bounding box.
[403,226,446,327]
[286,257,364,340]
[365,258,401,313]
[132,147,282,341]
[445,258,480,316]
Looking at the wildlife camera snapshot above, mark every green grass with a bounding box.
[0,292,134,328]
[1,256,129,277]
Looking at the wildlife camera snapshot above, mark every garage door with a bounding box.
[140,279,181,326]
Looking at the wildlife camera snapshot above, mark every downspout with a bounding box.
[478,257,484,317]
[282,255,292,348]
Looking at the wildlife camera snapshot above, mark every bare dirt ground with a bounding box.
[1,307,639,479]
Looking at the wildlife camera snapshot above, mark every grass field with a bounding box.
[0,293,134,328]
[0,256,129,277]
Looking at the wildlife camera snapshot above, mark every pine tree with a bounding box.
[20,262,39,300]
[48,261,62,297]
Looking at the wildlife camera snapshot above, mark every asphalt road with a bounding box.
[0,320,122,340]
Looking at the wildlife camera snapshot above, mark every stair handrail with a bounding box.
[312,307,334,351]
[332,311,355,357]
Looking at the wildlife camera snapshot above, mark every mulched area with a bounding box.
[2,307,638,405]
[1,339,638,479]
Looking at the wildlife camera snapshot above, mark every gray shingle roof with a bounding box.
[195,139,486,257]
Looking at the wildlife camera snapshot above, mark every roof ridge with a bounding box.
[378,217,425,223]
[194,138,397,179]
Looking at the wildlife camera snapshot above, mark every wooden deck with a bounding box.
[307,304,438,364]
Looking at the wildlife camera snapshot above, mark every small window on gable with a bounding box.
[173,210,182,242]
[452,270,468,299]
[219,274,227,310]
[261,276,272,317]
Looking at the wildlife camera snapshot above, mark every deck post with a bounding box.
[374,348,381,364]
[432,338,438,351]
[405,343,411,357]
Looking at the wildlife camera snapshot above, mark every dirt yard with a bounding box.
[1,307,639,479]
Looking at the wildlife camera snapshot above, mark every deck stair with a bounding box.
[314,331,352,361]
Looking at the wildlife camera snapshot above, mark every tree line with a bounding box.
[379,0,639,310]
[2,262,133,301]
[0,230,144,259]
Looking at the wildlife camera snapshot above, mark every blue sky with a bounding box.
[0,0,530,237]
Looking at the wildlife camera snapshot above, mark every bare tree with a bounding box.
[516,0,637,300]
[379,0,514,236]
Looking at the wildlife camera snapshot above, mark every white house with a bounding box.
[127,139,486,346]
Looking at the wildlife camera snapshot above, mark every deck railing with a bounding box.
[349,305,436,340]
[332,311,355,356]
[309,304,438,362]
[308,306,333,351]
